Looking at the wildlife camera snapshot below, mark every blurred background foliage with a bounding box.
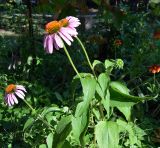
[0,0,160,147]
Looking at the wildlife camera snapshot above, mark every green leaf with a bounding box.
[54,92,63,102]
[96,73,110,117]
[41,107,61,117]
[39,144,47,148]
[75,76,97,117]
[27,56,33,65]
[56,115,71,134]
[117,106,131,121]
[93,60,103,69]
[95,121,119,148]
[46,133,53,148]
[72,110,89,146]
[92,60,105,72]
[91,0,101,5]
[104,59,115,71]
[53,115,72,148]
[97,73,110,95]
[61,141,72,148]
[150,0,160,4]
[117,119,146,147]
[110,81,130,95]
[23,117,34,131]
[102,90,110,117]
[110,81,153,107]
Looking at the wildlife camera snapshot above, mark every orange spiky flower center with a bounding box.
[45,21,61,34]
[5,84,16,93]
[59,18,69,27]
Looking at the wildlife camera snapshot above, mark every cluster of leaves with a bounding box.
[0,0,160,147]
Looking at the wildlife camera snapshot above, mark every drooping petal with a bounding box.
[66,16,80,22]
[16,85,27,92]
[58,32,71,46]
[53,38,59,50]
[15,91,24,99]
[6,94,11,106]
[54,34,64,48]
[43,35,48,49]
[60,28,73,41]
[47,35,54,53]
[16,89,25,97]
[11,93,18,104]
[61,27,78,36]
[9,94,14,105]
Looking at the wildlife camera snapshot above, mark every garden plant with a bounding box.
[0,0,160,147]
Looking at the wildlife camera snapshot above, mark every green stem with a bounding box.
[23,99,54,133]
[76,37,96,77]
[63,44,81,79]
[153,73,156,85]
[22,99,35,113]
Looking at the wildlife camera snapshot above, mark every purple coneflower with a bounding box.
[5,84,27,106]
[44,16,81,53]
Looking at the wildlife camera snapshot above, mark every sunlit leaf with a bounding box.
[46,133,53,148]
[95,121,119,148]
[72,109,89,145]
[75,76,97,117]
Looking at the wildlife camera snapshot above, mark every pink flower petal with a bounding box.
[11,93,18,104]
[60,28,73,41]
[48,35,54,53]
[9,94,15,105]
[16,90,25,97]
[54,34,63,48]
[16,85,27,92]
[61,27,78,36]
[69,22,81,28]
[15,92,24,99]
[58,32,71,46]
[44,35,48,49]
[6,95,11,106]
[53,39,59,50]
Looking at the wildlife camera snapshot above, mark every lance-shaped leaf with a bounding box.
[110,81,153,107]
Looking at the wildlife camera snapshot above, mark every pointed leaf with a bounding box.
[96,73,110,116]
[117,106,131,121]
[46,133,53,148]
[72,110,89,145]
[53,115,72,148]
[110,81,153,107]
[95,121,119,148]
[23,117,34,131]
[75,76,96,117]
